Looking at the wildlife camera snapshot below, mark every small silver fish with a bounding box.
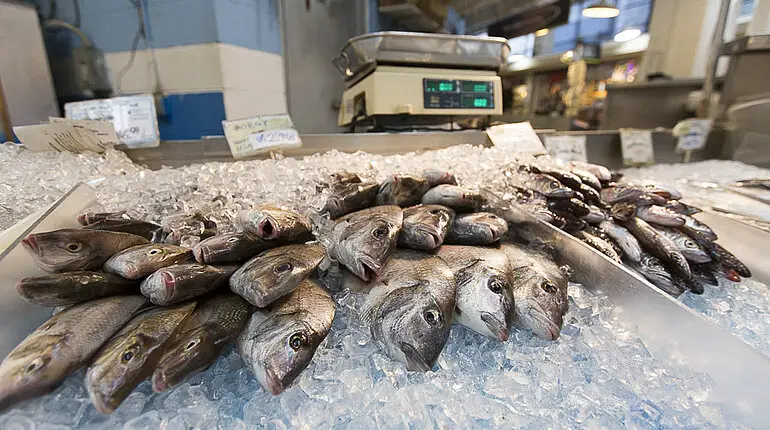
[422,169,457,187]
[599,220,642,262]
[104,244,193,280]
[656,227,711,264]
[636,205,685,227]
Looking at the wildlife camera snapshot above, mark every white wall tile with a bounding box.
[223,89,287,120]
[219,44,285,92]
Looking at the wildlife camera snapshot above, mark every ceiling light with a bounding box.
[614,28,641,42]
[535,28,549,37]
[582,1,619,18]
[560,50,574,63]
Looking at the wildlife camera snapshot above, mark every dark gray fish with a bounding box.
[421,185,483,212]
[192,232,275,265]
[152,294,251,392]
[86,303,195,414]
[524,173,575,198]
[599,220,642,262]
[77,211,126,226]
[229,243,326,307]
[104,244,193,280]
[435,246,514,341]
[601,185,646,204]
[541,169,583,190]
[570,161,612,183]
[0,296,147,412]
[679,275,704,295]
[328,206,403,281]
[584,205,608,224]
[83,219,164,242]
[622,217,691,280]
[656,227,711,263]
[568,167,601,190]
[560,216,587,233]
[22,229,149,272]
[681,215,718,241]
[422,169,457,187]
[573,230,621,262]
[322,181,379,219]
[358,250,455,371]
[578,183,602,205]
[626,254,684,297]
[501,244,569,340]
[141,263,238,305]
[630,181,683,200]
[445,212,508,245]
[237,279,335,394]
[610,202,638,222]
[664,200,702,216]
[548,198,591,217]
[398,205,454,251]
[238,206,312,242]
[708,242,751,278]
[16,272,139,307]
[376,175,431,207]
[690,263,719,286]
[637,205,686,227]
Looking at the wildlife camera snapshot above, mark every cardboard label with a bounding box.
[222,114,302,159]
[486,121,547,155]
[64,95,160,148]
[674,118,712,153]
[620,129,655,166]
[543,134,587,162]
[49,118,120,148]
[13,123,107,153]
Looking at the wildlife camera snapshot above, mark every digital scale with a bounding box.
[333,32,510,129]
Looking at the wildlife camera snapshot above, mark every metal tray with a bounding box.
[333,31,510,82]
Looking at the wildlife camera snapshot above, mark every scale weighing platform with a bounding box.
[334,32,509,128]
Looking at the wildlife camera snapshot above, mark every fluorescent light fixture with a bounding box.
[582,0,619,18]
[535,28,549,37]
[614,28,641,42]
[560,50,574,63]
[508,54,526,63]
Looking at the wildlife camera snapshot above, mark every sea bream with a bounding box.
[77,211,126,226]
[83,219,164,242]
[192,232,276,265]
[445,212,508,245]
[435,246,514,341]
[398,204,454,250]
[238,205,312,242]
[237,279,335,395]
[376,174,431,207]
[16,271,139,307]
[0,296,147,412]
[321,181,379,219]
[21,229,148,272]
[420,185,483,212]
[422,169,457,187]
[141,263,239,305]
[104,244,193,280]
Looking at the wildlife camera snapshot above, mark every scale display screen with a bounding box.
[423,79,495,109]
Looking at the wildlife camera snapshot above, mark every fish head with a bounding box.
[422,169,457,186]
[106,245,189,279]
[193,233,253,263]
[601,186,644,204]
[377,175,429,205]
[151,326,217,392]
[241,206,310,241]
[0,329,67,411]
[333,207,403,281]
[401,205,455,249]
[454,261,514,341]
[244,311,328,395]
[456,213,508,243]
[21,230,100,272]
[510,263,568,340]
[536,176,574,198]
[610,202,636,222]
[679,237,711,263]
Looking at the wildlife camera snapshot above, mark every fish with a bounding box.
[547,198,591,217]
[567,167,601,190]
[16,272,139,307]
[375,174,431,207]
[500,244,569,340]
[435,246,514,341]
[679,275,704,295]
[573,230,621,262]
[638,182,683,200]
[192,232,275,265]
[599,220,642,262]
[578,183,602,205]
[445,212,508,245]
[420,185,483,212]
[625,254,684,297]
[237,206,312,242]
[141,264,239,306]
[0,296,147,412]
[601,185,646,204]
[83,219,165,242]
[707,242,751,278]
[161,211,217,234]
[636,205,686,227]
[570,161,612,183]
[321,181,379,219]
[77,211,126,226]
[357,250,455,371]
[584,205,608,224]
[422,169,457,186]
[21,229,149,272]
[328,206,403,281]
[523,173,575,198]
[734,179,770,189]
[86,302,196,414]
[610,202,637,222]
[152,295,251,392]
[656,227,711,263]
[325,172,362,187]
[681,215,718,241]
[622,217,691,280]
[398,204,454,250]
[540,169,583,190]
[690,263,719,286]
[663,200,702,216]
[104,244,193,280]
[236,279,334,394]
[229,243,326,307]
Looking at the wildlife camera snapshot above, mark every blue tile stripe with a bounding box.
[157,92,226,140]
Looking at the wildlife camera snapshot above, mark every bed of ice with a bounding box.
[0,143,767,428]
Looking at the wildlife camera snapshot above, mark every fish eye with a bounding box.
[148,248,162,256]
[429,209,442,215]
[487,278,504,294]
[185,339,200,350]
[288,332,307,351]
[372,226,389,239]
[541,281,558,294]
[65,242,83,253]
[227,236,239,243]
[190,264,204,269]
[423,309,441,325]
[121,350,134,363]
[24,358,44,374]
[274,262,293,273]
[487,214,498,219]
[684,240,696,248]
[550,182,558,188]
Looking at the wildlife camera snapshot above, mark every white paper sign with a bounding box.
[674,118,711,153]
[13,123,106,153]
[486,121,547,155]
[620,129,655,166]
[222,114,302,159]
[544,134,588,162]
[49,118,120,148]
[64,95,160,148]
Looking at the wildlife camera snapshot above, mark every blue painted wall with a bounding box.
[158,92,227,140]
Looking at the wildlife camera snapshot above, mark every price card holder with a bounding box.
[486,121,547,155]
[65,95,160,149]
[674,118,712,155]
[222,114,302,159]
[543,134,588,162]
[619,129,655,166]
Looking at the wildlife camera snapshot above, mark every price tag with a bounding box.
[222,114,302,159]
[486,121,547,155]
[619,129,655,166]
[13,123,106,153]
[64,95,160,149]
[543,134,587,162]
[674,119,712,153]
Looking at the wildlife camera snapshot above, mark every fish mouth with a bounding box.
[258,218,279,240]
[264,367,285,395]
[122,262,139,279]
[151,370,170,393]
[357,257,381,282]
[159,271,176,301]
[85,376,115,415]
[481,312,509,341]
[21,235,38,254]
[191,243,207,263]
[528,309,560,340]
[486,227,502,243]
[416,229,442,249]
[399,342,431,372]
